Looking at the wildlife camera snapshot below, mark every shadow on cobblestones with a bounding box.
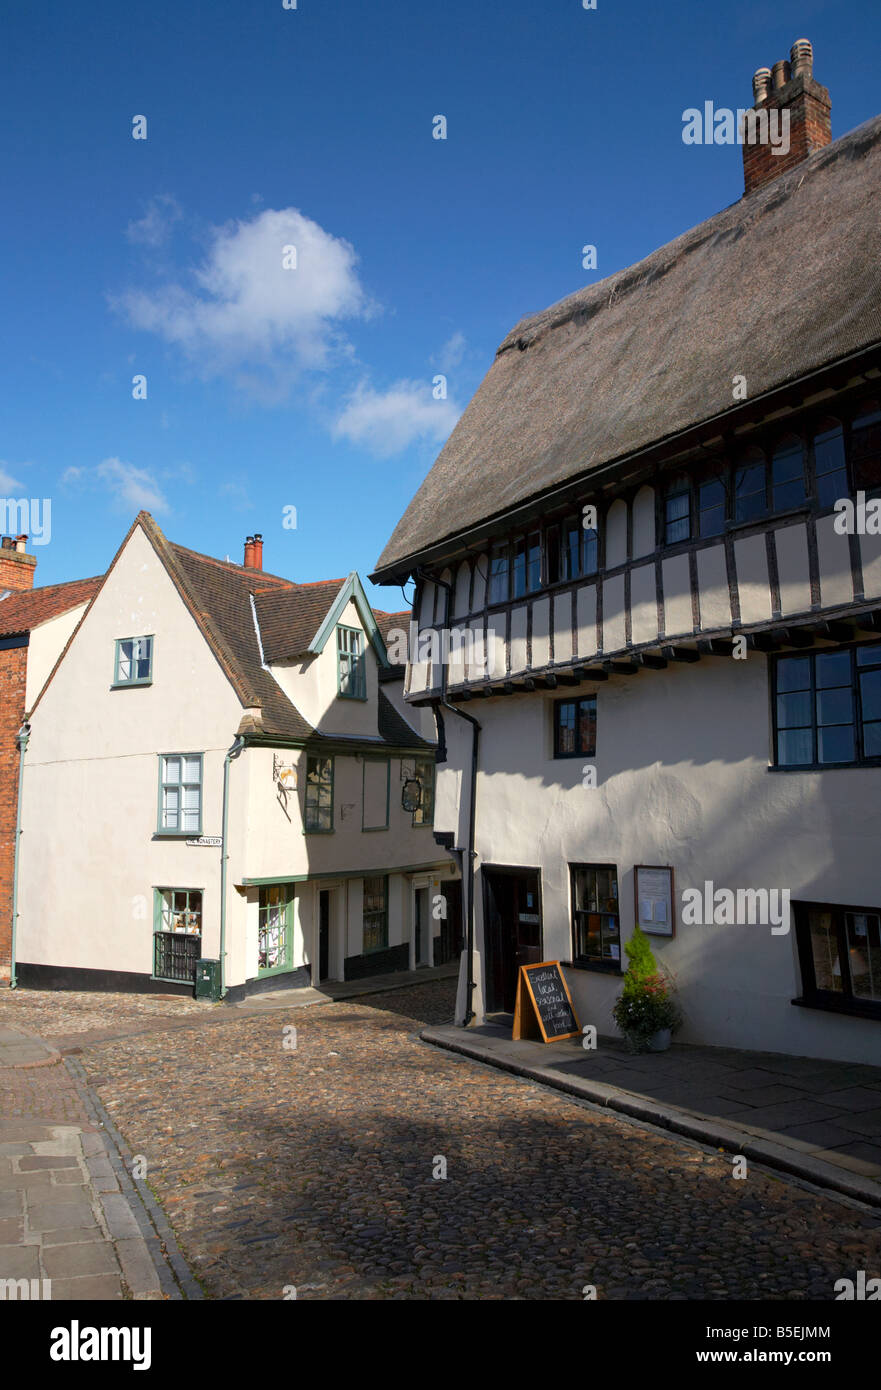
[66,981,881,1301]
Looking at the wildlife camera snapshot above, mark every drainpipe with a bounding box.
[219,735,246,998]
[417,569,481,1026]
[9,721,30,990]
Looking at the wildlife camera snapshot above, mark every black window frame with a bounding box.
[570,862,622,973]
[553,694,597,759]
[771,639,881,771]
[793,899,881,1021]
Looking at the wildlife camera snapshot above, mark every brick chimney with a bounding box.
[243,534,263,571]
[742,38,831,195]
[0,536,36,592]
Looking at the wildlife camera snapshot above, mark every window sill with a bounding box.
[568,958,623,976]
[362,825,389,833]
[769,760,881,773]
[303,828,335,836]
[111,680,153,689]
[337,693,368,702]
[792,994,881,1023]
[152,831,204,839]
[257,963,294,979]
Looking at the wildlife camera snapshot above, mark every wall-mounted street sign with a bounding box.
[513,960,580,1042]
[186,836,222,847]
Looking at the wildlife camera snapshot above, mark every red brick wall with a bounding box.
[0,551,36,592]
[0,643,27,978]
[742,84,831,195]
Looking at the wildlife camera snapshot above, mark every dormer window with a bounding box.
[114,635,153,686]
[337,625,366,699]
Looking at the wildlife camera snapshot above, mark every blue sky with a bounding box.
[2,0,879,608]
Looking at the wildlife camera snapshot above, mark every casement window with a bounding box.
[773,641,881,768]
[794,901,881,1020]
[153,888,202,983]
[734,446,768,523]
[696,469,726,537]
[114,635,153,686]
[812,419,848,508]
[304,755,334,832]
[851,399,881,492]
[158,754,202,834]
[488,543,510,604]
[258,885,294,975]
[664,475,691,545]
[337,626,366,699]
[570,864,621,970]
[362,875,388,952]
[554,695,596,758]
[412,758,436,826]
[544,515,598,585]
[771,434,807,512]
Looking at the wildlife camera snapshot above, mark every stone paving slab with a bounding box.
[0,1027,196,1301]
[422,1023,881,1207]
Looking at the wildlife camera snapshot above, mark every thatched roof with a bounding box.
[374,112,881,581]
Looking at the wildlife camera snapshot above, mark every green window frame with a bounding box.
[337,625,366,699]
[258,884,295,976]
[363,875,388,953]
[157,753,203,835]
[304,755,334,832]
[361,756,390,831]
[114,635,153,686]
[412,759,436,826]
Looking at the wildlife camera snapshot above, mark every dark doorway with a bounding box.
[318,891,330,982]
[435,879,464,965]
[483,867,543,1013]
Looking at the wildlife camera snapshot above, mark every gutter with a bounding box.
[10,722,30,989]
[219,735,246,998]
[419,570,481,1027]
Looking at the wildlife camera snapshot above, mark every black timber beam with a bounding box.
[662,645,700,663]
[696,638,734,656]
[635,653,668,670]
[576,666,609,682]
[603,660,640,675]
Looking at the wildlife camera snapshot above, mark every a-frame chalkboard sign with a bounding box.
[512,960,580,1042]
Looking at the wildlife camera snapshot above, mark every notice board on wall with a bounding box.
[513,961,580,1042]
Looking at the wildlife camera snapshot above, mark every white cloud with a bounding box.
[433,331,467,372]
[114,208,372,386]
[64,458,169,514]
[0,462,25,492]
[126,194,183,248]
[333,380,461,458]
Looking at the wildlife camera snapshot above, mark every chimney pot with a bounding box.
[15,535,28,553]
[252,533,264,571]
[752,67,772,104]
[743,39,830,197]
[244,535,256,568]
[771,59,791,90]
[790,38,813,80]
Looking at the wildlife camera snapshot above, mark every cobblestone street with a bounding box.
[2,979,880,1301]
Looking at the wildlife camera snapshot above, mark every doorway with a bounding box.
[483,867,543,1014]
[318,890,330,983]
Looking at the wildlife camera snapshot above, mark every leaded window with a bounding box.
[304,756,333,832]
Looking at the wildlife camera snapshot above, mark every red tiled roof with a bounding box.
[0,577,102,638]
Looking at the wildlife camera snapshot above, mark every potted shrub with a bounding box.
[612,925,682,1053]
